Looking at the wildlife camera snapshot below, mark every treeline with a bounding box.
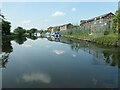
[0,14,47,38]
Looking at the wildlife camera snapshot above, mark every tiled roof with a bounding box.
[80,12,114,24]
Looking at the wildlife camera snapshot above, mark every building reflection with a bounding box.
[60,37,120,68]
[47,36,60,42]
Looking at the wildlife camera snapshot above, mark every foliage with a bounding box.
[14,37,27,45]
[30,28,37,33]
[14,27,26,37]
[2,20,11,35]
[53,27,60,32]
[60,26,85,35]
[104,30,109,35]
[62,33,118,47]
[113,9,120,33]
[0,13,5,19]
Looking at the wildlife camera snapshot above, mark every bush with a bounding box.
[104,30,109,35]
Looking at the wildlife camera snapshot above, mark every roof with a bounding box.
[48,23,73,29]
[60,23,73,27]
[80,12,114,25]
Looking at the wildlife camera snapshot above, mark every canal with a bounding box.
[1,36,119,88]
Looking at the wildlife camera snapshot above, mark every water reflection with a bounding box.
[0,39,13,68]
[60,38,120,68]
[2,36,119,88]
[14,37,27,45]
[2,39,13,53]
[53,50,65,55]
[27,36,38,40]
[47,36,60,42]
[102,49,120,68]
[1,36,120,69]
[21,72,51,84]
[1,36,28,68]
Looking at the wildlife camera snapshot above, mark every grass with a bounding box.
[62,33,119,47]
[94,34,118,47]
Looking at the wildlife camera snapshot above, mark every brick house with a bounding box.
[60,23,73,31]
[47,23,73,32]
[47,26,53,32]
[80,12,114,34]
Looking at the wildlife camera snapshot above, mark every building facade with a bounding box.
[47,23,73,32]
[80,12,114,35]
[60,23,73,31]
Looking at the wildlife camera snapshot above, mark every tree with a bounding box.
[30,28,37,35]
[14,27,26,37]
[113,9,120,33]
[0,13,5,19]
[2,20,11,35]
[53,27,60,32]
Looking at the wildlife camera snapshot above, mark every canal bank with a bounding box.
[61,34,119,47]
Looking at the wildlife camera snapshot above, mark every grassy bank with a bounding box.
[62,33,119,47]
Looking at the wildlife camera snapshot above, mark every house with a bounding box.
[80,12,115,34]
[47,27,53,32]
[60,23,73,31]
[47,26,60,32]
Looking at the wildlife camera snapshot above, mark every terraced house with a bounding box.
[59,23,73,31]
[80,12,115,35]
[47,23,73,32]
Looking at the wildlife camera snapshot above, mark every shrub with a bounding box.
[104,30,109,35]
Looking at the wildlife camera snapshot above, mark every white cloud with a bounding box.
[53,50,65,55]
[72,54,76,57]
[22,44,32,48]
[21,20,31,24]
[52,11,65,16]
[22,72,51,83]
[72,8,76,11]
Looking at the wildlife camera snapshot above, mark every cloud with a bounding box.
[21,20,31,24]
[52,11,65,16]
[53,50,65,55]
[72,8,76,11]
[22,44,32,48]
[72,54,76,57]
[22,72,51,83]
[92,78,98,85]
[46,45,50,48]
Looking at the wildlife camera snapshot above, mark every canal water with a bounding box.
[1,36,119,88]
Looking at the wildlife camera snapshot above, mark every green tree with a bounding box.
[113,9,120,33]
[53,27,60,32]
[30,28,37,35]
[2,20,11,35]
[0,13,5,19]
[14,27,26,37]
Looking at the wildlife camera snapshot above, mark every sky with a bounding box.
[1,2,118,31]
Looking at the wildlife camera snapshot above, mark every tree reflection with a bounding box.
[0,39,13,68]
[27,36,38,40]
[14,37,27,45]
[60,38,120,68]
[102,49,120,68]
